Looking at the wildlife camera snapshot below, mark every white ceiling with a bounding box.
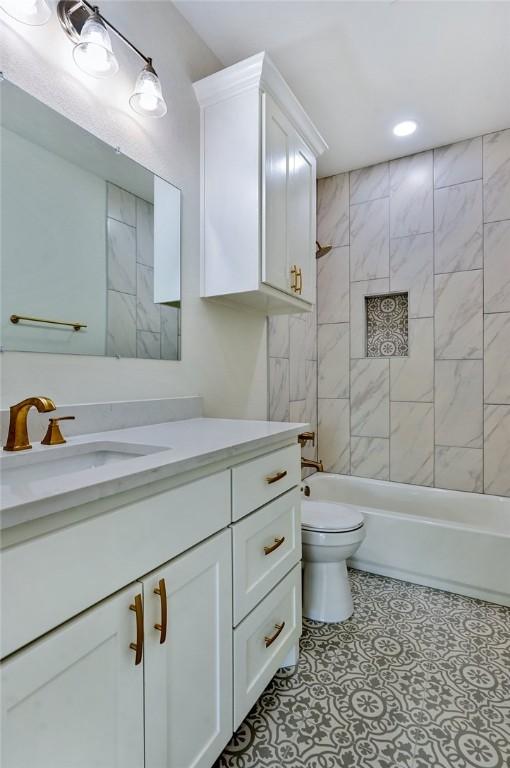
[176,0,510,177]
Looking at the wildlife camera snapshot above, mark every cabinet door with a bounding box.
[289,131,316,304]
[262,92,294,295]
[143,529,232,768]
[1,584,144,768]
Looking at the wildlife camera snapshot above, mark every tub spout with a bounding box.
[301,457,324,472]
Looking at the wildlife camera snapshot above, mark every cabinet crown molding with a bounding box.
[193,51,328,158]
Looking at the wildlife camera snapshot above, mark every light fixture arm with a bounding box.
[59,0,152,66]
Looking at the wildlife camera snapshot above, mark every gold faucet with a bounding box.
[301,457,324,472]
[297,431,315,448]
[3,397,56,451]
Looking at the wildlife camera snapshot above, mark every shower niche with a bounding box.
[366,292,409,357]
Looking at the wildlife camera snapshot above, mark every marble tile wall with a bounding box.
[269,130,510,495]
[106,183,180,360]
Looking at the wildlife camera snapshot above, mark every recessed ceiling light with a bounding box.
[393,120,417,137]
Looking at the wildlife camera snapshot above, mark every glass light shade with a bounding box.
[393,120,417,137]
[129,64,167,118]
[73,11,119,78]
[1,0,51,25]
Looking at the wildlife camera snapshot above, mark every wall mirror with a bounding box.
[1,80,181,360]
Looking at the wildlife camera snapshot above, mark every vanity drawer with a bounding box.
[232,488,301,625]
[233,564,301,729]
[1,471,230,659]
[231,443,300,521]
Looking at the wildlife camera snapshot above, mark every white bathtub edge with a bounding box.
[349,558,510,608]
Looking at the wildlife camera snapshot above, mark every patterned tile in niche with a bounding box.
[366,293,409,357]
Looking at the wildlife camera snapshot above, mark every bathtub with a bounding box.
[303,473,510,607]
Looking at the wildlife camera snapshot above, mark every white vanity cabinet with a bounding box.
[194,52,327,315]
[1,584,145,768]
[142,530,232,768]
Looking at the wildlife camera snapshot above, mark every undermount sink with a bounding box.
[0,441,166,488]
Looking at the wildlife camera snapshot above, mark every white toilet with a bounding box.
[301,500,365,623]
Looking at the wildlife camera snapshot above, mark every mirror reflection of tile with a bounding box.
[106,183,179,360]
[366,293,408,357]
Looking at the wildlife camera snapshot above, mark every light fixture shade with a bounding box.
[73,10,119,78]
[393,120,417,137]
[129,62,167,118]
[1,0,51,25]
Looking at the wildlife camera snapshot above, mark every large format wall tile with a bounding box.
[390,233,433,318]
[484,220,510,313]
[136,330,160,360]
[390,402,434,486]
[136,264,160,332]
[318,323,349,399]
[303,308,317,361]
[106,290,136,358]
[289,317,307,401]
[317,246,349,324]
[350,162,389,205]
[350,278,389,358]
[318,398,350,473]
[434,270,483,359]
[390,318,433,402]
[304,360,318,433]
[484,312,510,404]
[433,137,482,189]
[435,360,483,448]
[269,358,289,422]
[136,198,154,267]
[389,151,433,237]
[107,218,136,294]
[434,180,483,273]
[351,437,389,480]
[268,315,290,358]
[351,358,389,437]
[434,446,483,493]
[350,197,389,281]
[484,405,510,496]
[160,306,179,360]
[483,129,510,223]
[317,173,349,247]
[107,183,136,226]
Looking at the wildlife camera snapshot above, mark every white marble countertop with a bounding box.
[0,418,306,529]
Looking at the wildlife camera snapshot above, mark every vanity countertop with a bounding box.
[0,418,306,529]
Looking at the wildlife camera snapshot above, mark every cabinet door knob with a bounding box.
[264,621,286,648]
[265,469,287,485]
[129,593,144,666]
[264,536,286,555]
[153,578,168,644]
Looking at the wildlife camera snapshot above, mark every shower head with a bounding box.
[316,241,332,259]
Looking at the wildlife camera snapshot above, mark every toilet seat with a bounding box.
[301,500,364,533]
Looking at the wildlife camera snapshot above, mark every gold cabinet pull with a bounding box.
[264,536,286,556]
[153,578,168,644]
[129,593,144,666]
[295,267,303,295]
[264,621,285,648]
[265,469,287,485]
[290,265,298,292]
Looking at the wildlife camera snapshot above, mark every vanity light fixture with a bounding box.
[57,0,167,117]
[0,0,51,25]
[393,120,417,137]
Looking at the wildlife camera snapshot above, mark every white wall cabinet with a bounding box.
[142,530,232,768]
[1,584,144,768]
[194,52,327,315]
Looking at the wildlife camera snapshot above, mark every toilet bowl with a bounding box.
[301,500,365,623]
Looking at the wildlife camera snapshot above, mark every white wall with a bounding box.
[0,1,267,418]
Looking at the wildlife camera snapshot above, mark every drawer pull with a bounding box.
[154,578,168,644]
[129,593,144,665]
[264,536,286,556]
[264,621,286,648]
[265,470,287,485]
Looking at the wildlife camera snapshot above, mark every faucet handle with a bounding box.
[298,431,315,447]
[41,416,75,446]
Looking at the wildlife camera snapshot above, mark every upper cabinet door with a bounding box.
[143,529,232,768]
[262,92,293,296]
[1,584,144,768]
[289,133,316,304]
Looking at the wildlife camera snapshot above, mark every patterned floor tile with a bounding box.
[216,570,510,768]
